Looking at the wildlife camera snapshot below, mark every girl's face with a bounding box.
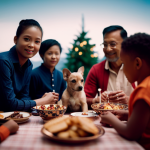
[43,45,60,69]
[14,26,42,63]
[120,50,138,83]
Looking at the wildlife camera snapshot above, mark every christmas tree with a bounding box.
[64,16,98,80]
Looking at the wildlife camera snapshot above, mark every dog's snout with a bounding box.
[78,86,83,91]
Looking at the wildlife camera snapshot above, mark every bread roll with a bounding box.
[44,115,70,133]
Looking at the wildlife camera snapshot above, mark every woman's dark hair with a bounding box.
[103,25,127,39]
[122,33,150,65]
[39,39,62,59]
[16,19,43,38]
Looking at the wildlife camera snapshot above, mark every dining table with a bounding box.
[0,114,144,150]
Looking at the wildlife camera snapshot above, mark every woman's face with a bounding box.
[43,45,61,69]
[14,26,42,63]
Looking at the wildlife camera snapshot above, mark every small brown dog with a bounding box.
[60,66,88,113]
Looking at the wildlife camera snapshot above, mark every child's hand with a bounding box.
[43,92,59,104]
[3,120,19,134]
[112,110,128,121]
[52,92,59,102]
[100,111,115,125]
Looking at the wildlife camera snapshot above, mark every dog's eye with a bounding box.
[71,80,76,83]
[81,79,84,82]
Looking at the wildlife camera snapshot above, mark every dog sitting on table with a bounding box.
[59,66,88,113]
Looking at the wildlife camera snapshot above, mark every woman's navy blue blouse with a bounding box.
[29,64,66,100]
[0,46,36,111]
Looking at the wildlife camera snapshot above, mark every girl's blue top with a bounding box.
[0,46,36,111]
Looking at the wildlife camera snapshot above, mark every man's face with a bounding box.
[103,30,123,63]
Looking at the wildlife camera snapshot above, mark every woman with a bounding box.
[0,19,59,112]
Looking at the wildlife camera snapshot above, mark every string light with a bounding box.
[83,41,87,45]
[79,52,82,55]
[90,48,93,51]
[75,47,79,52]
[91,54,94,58]
[80,43,83,47]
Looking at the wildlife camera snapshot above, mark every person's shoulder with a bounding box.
[0,51,9,60]
[31,66,42,75]
[92,60,106,69]
[140,76,150,89]
[0,51,12,68]
[133,76,150,95]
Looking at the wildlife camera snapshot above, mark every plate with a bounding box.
[91,102,128,114]
[70,111,98,118]
[0,112,31,124]
[41,124,105,144]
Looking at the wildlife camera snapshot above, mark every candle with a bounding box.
[98,88,101,103]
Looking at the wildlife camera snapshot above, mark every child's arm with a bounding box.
[112,110,128,121]
[100,100,150,140]
[0,120,19,142]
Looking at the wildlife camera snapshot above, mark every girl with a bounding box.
[100,33,150,149]
[0,19,59,112]
[29,39,66,101]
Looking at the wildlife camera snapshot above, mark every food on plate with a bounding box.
[44,115,70,133]
[82,112,88,115]
[4,112,23,119]
[0,114,4,119]
[37,104,65,110]
[93,103,124,110]
[44,116,99,138]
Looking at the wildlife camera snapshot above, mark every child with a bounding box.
[30,39,66,101]
[0,120,19,142]
[100,33,150,149]
[0,19,59,112]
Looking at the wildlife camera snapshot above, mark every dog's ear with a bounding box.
[78,66,84,76]
[63,68,71,81]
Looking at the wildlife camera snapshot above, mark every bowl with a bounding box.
[91,102,128,114]
[33,104,67,120]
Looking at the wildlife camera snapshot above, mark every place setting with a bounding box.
[30,88,130,144]
[0,111,31,124]
[31,103,104,144]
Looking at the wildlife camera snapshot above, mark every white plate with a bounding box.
[0,112,31,123]
[70,111,98,117]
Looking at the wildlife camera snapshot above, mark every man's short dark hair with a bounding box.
[103,25,127,39]
[122,33,150,65]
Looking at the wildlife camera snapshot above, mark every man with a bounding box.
[84,25,135,107]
